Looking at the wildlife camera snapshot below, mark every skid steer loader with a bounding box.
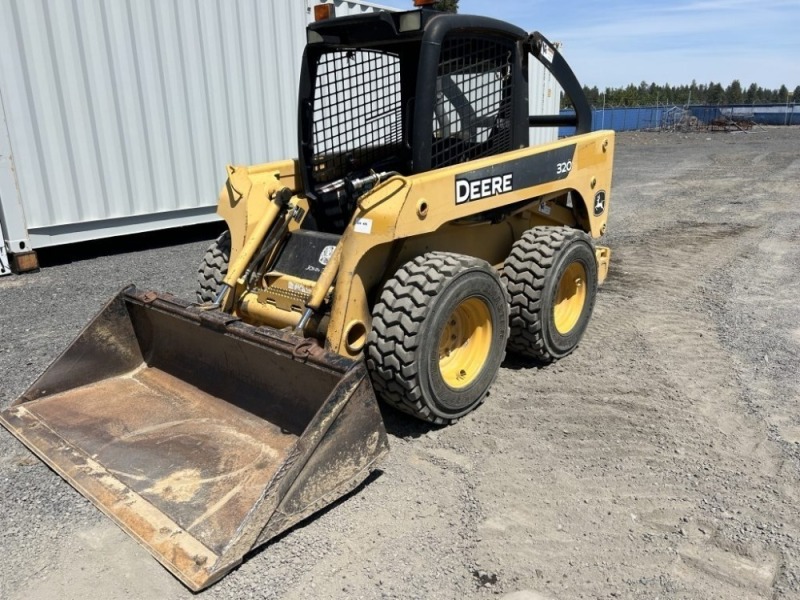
[0,7,614,591]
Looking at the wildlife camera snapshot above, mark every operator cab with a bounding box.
[298,9,592,234]
[299,9,528,232]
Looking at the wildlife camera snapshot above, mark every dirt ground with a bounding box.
[1,126,799,600]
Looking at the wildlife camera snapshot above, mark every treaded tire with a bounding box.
[502,226,597,362]
[196,230,231,302]
[366,252,509,425]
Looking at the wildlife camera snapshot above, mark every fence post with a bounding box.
[601,93,606,129]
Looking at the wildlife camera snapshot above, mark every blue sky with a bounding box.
[373,0,799,91]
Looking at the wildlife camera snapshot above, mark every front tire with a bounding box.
[502,227,597,362]
[366,252,509,424]
[196,230,231,302]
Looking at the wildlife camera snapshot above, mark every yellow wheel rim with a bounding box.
[438,297,493,389]
[554,262,587,335]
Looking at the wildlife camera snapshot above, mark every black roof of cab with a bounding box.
[307,9,528,47]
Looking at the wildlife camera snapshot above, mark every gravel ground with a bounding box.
[1,126,799,599]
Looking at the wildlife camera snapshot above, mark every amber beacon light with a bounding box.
[314,4,336,21]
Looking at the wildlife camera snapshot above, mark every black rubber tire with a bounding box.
[196,230,231,302]
[366,252,509,425]
[501,226,597,362]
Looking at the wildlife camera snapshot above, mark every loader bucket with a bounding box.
[0,287,389,591]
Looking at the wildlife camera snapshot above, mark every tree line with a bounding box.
[576,81,799,108]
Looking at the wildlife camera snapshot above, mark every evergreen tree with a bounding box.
[684,80,696,105]
[745,83,758,103]
[433,0,458,12]
[574,80,792,107]
[726,80,743,104]
[707,82,725,104]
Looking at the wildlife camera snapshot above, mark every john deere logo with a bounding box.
[455,173,513,204]
[593,191,606,216]
[318,245,336,266]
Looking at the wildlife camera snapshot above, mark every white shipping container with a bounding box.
[0,0,560,275]
[0,0,311,257]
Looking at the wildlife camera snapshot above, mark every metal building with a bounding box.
[0,0,311,275]
[0,0,560,276]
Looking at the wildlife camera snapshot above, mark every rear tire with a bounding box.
[366,252,509,424]
[196,230,231,302]
[502,226,597,362]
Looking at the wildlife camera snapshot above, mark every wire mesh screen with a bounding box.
[311,49,402,185]
[432,35,514,169]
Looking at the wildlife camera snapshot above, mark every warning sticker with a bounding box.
[540,42,554,64]
[354,218,373,234]
[538,200,552,215]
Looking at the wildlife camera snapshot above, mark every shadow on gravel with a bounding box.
[378,402,440,439]
[35,222,226,268]
[235,469,385,576]
[375,357,548,438]
[501,354,548,372]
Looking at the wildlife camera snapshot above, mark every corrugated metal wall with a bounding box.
[0,0,307,248]
[0,0,560,257]
[317,0,393,18]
